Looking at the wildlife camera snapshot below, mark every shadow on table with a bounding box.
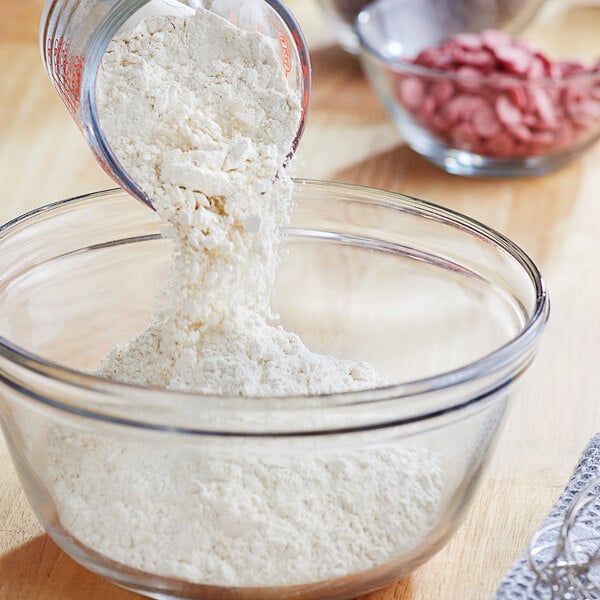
[333,141,583,268]
[358,577,414,599]
[0,535,137,599]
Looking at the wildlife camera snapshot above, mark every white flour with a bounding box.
[45,5,444,589]
[47,430,443,587]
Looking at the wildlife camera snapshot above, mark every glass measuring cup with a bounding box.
[40,0,311,208]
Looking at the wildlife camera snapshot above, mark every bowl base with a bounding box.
[406,133,595,178]
[45,516,431,600]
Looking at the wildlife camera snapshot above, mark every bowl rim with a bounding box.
[355,0,600,84]
[0,179,550,434]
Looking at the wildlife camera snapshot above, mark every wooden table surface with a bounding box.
[1,1,600,598]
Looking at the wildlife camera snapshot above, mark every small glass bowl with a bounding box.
[356,0,600,177]
[0,181,548,599]
[316,0,544,56]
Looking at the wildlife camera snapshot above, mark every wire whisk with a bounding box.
[529,477,600,599]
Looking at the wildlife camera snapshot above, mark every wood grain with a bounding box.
[1,1,599,599]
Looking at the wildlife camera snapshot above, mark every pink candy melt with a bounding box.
[393,29,600,159]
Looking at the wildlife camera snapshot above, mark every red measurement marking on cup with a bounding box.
[47,36,85,113]
[278,33,291,75]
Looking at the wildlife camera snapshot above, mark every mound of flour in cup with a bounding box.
[45,6,444,588]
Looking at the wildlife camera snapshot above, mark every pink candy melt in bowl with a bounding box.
[356,0,600,177]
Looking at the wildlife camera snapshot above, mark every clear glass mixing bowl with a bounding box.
[0,180,549,599]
